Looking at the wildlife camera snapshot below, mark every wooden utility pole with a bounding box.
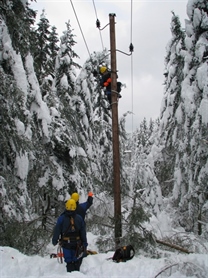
[109,13,122,242]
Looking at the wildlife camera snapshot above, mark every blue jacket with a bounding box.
[52,210,87,247]
[76,196,93,221]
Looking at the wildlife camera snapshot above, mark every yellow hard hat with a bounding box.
[100,66,107,74]
[71,192,79,202]
[65,199,77,211]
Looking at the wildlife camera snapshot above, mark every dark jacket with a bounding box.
[52,210,87,248]
[76,196,93,221]
[100,72,111,93]
[100,72,121,94]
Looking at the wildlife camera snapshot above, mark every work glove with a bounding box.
[88,192,94,197]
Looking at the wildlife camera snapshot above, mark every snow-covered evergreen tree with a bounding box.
[75,51,114,191]
[125,118,163,214]
[158,0,208,235]
[0,6,114,253]
[2,0,208,258]
[156,12,186,197]
[33,9,52,83]
[0,11,53,252]
[114,118,163,252]
[0,0,36,58]
[48,26,59,75]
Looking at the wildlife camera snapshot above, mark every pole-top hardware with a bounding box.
[129,43,134,52]
[116,48,133,56]
[96,19,101,28]
[96,20,109,30]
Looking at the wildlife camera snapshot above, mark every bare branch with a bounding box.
[154,263,178,278]
[156,239,192,254]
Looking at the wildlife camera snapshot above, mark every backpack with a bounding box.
[112,245,135,262]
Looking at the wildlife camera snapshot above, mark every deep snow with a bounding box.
[1,232,208,278]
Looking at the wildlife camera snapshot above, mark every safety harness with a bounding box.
[62,216,80,244]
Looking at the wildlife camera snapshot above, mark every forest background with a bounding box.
[30,0,188,133]
[0,0,208,274]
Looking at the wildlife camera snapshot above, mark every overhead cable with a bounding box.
[130,0,133,45]
[130,0,134,132]
[70,0,91,58]
[92,0,105,51]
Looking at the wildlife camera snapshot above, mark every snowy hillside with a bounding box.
[1,231,208,278]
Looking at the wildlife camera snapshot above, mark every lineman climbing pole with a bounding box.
[109,13,122,244]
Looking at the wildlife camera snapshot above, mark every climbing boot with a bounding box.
[66,262,75,272]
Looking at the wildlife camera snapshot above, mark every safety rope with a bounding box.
[111,101,118,106]
[111,89,119,95]
[111,89,121,107]
[111,87,119,106]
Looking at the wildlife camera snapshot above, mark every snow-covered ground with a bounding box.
[1,232,208,278]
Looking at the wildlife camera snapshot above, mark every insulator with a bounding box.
[96,19,100,28]
[129,43,134,52]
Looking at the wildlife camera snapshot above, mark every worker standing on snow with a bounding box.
[52,199,87,272]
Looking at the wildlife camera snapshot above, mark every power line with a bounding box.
[92,0,105,51]
[131,53,134,133]
[70,0,91,58]
[130,0,134,133]
[130,0,133,44]
[70,0,134,131]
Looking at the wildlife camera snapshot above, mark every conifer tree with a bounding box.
[161,12,185,133]
[158,1,208,234]
[46,20,89,193]
[75,51,113,191]
[0,0,36,58]
[40,25,59,98]
[55,21,80,92]
[156,12,185,197]
[33,9,51,82]
[123,118,163,214]
[48,25,59,76]
[174,0,208,235]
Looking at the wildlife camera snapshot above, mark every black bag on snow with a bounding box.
[112,245,135,262]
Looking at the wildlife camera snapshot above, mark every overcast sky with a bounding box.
[30,0,188,133]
